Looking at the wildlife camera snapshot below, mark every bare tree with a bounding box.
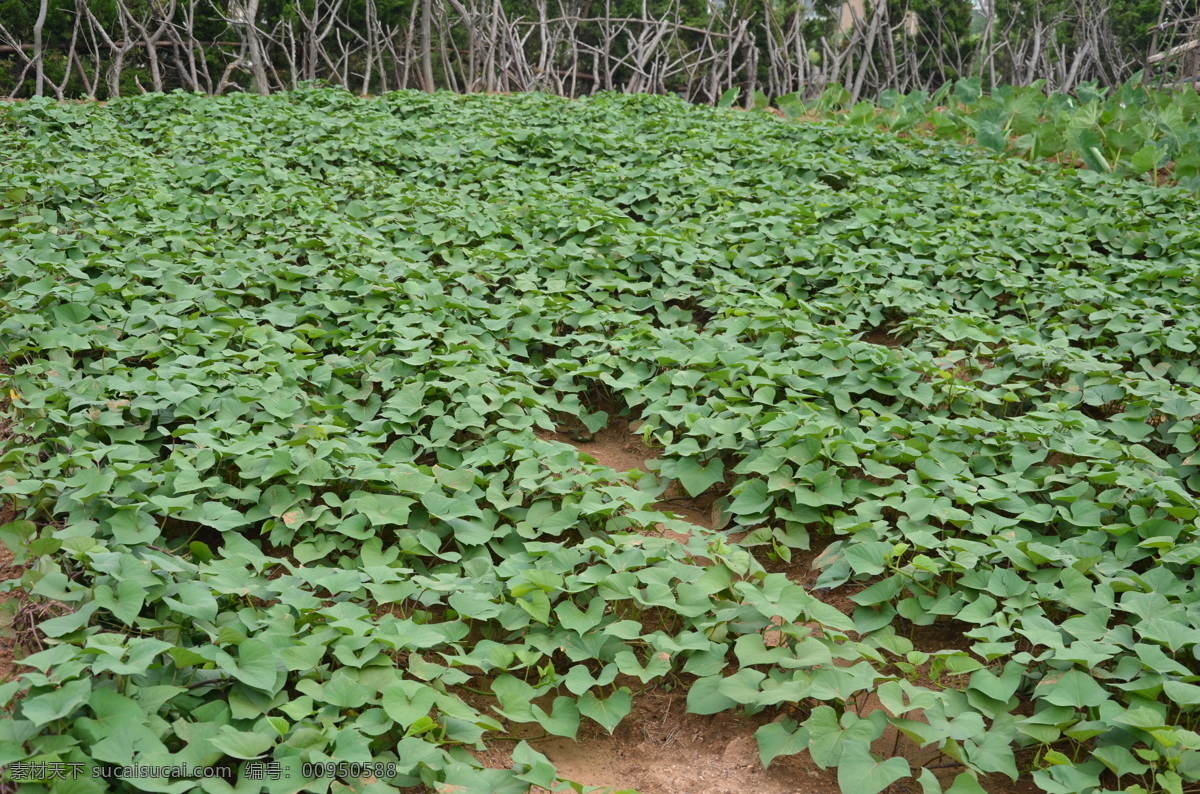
[117,0,178,93]
[223,0,271,94]
[1148,0,1200,87]
[32,0,50,95]
[0,21,36,97]
[3,0,1195,102]
[43,10,82,100]
[290,0,346,81]
[78,0,137,97]
[421,0,436,91]
[162,0,212,92]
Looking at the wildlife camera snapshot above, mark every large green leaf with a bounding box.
[578,689,632,734]
[214,639,279,693]
[836,747,910,794]
[382,680,439,728]
[755,720,808,768]
[1037,670,1109,709]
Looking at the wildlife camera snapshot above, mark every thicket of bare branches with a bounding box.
[1,0,1197,102]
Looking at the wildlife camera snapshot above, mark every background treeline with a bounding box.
[0,0,1198,102]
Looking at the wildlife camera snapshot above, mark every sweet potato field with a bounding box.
[3,87,1200,794]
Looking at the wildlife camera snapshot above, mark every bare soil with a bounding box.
[538,419,661,478]
[861,325,908,348]
[470,684,842,794]
[538,419,718,541]
[469,680,1038,794]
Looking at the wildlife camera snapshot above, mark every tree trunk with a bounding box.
[32,0,49,95]
[421,0,436,91]
[241,0,270,94]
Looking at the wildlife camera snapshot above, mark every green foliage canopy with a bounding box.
[2,87,1200,793]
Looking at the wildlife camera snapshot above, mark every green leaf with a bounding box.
[717,668,766,705]
[671,457,725,497]
[976,121,1008,153]
[755,720,808,767]
[578,688,632,734]
[38,602,98,637]
[531,696,581,739]
[1037,670,1109,709]
[968,661,1023,704]
[1093,744,1151,777]
[381,679,438,728]
[776,93,804,120]
[189,541,215,562]
[836,746,910,794]
[805,707,879,768]
[422,490,474,520]
[512,741,558,789]
[730,479,772,517]
[1075,129,1111,172]
[965,728,1019,779]
[180,501,249,532]
[0,520,37,564]
[214,638,279,693]
[321,672,371,709]
[350,492,414,526]
[210,728,273,759]
[555,597,604,634]
[945,772,989,794]
[1129,145,1161,175]
[686,675,738,715]
[21,679,91,725]
[1164,680,1200,706]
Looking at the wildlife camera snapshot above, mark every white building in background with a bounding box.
[839,0,867,32]
[839,0,919,36]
